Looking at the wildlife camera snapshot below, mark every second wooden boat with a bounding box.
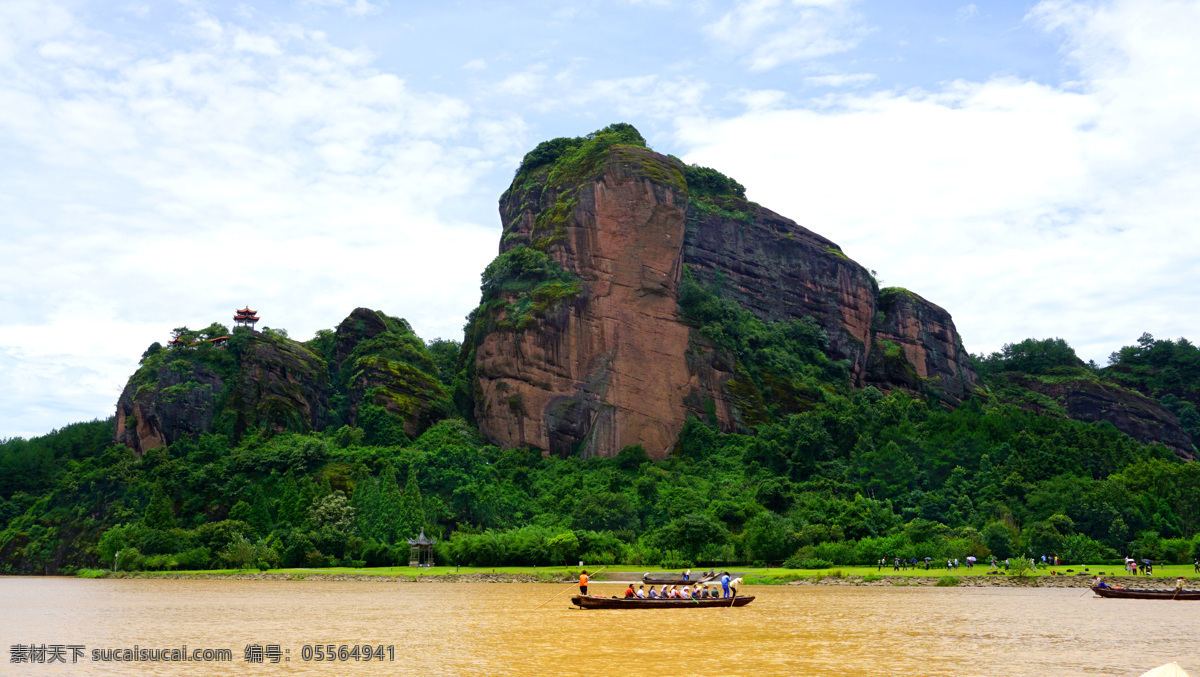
[1092,587,1200,600]
[642,571,719,585]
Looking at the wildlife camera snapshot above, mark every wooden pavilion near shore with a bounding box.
[407,529,436,567]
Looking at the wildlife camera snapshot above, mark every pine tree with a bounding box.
[248,486,273,535]
[375,463,403,544]
[143,484,176,530]
[279,470,300,526]
[349,467,380,541]
[398,466,426,540]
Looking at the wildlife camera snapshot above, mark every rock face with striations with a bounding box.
[469,127,978,460]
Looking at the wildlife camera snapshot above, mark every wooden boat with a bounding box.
[571,595,755,609]
[1092,587,1200,600]
[642,571,718,585]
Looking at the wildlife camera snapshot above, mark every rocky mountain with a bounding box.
[113,125,1195,464]
[465,125,978,460]
[993,373,1194,460]
[114,308,448,455]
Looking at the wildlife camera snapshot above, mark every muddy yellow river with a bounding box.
[1,578,1197,675]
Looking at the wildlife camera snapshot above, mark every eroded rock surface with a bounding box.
[472,142,977,459]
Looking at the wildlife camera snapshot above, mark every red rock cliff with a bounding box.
[472,142,977,459]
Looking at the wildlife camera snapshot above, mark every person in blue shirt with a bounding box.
[720,572,731,598]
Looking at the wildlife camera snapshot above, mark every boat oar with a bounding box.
[533,566,607,611]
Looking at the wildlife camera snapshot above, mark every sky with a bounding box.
[2,0,1199,439]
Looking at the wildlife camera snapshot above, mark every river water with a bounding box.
[1,577,1197,676]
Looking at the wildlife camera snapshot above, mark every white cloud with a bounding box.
[679,0,1200,363]
[804,72,877,87]
[0,4,501,437]
[462,58,487,71]
[704,0,869,71]
[302,0,385,17]
[556,75,708,119]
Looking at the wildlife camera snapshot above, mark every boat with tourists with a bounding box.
[1091,587,1200,600]
[571,595,755,609]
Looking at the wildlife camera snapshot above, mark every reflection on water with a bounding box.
[1,577,1198,676]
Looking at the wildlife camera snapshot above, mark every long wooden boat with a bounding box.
[642,572,718,585]
[571,595,755,609]
[1092,587,1200,600]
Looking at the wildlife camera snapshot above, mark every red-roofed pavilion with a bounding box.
[234,307,260,330]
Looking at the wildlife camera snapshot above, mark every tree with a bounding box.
[398,467,426,540]
[143,484,176,530]
[221,534,272,571]
[248,486,273,535]
[982,521,1016,559]
[350,469,381,541]
[742,512,794,564]
[375,464,403,543]
[650,513,729,563]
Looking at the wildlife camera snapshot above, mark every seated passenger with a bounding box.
[636,585,646,599]
[660,585,670,598]
[624,585,635,598]
[681,586,692,599]
[648,587,658,599]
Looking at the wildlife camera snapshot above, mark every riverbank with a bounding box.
[72,564,1200,588]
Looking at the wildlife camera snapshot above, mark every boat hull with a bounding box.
[1092,587,1200,600]
[571,595,755,609]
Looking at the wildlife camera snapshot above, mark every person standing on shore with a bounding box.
[579,570,589,596]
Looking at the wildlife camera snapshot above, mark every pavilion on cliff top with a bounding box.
[233,306,260,331]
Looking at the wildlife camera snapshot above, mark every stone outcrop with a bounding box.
[1004,374,1195,460]
[472,140,978,459]
[114,331,329,456]
[683,200,977,405]
[224,333,329,437]
[334,308,450,439]
[868,288,976,405]
[114,308,452,455]
[474,146,718,457]
[115,360,222,457]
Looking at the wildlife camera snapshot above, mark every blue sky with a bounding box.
[3,0,1199,438]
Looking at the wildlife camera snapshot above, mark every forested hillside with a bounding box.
[1,319,1196,573]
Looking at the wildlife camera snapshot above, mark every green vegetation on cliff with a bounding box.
[3,373,1196,575]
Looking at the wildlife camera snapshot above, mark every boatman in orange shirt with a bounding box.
[579,570,589,596]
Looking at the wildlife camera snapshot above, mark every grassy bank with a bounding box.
[74,563,1200,582]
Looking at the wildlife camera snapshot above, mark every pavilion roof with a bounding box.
[406,528,436,546]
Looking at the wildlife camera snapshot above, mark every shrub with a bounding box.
[935,576,959,587]
[661,559,694,570]
[785,556,834,570]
